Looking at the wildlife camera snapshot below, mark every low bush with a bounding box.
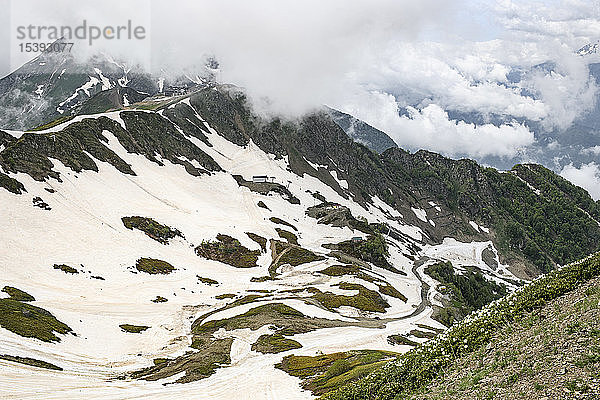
[246,232,267,252]
[251,332,302,354]
[0,299,72,342]
[276,228,299,245]
[270,217,298,231]
[311,283,390,313]
[119,324,150,333]
[326,234,393,271]
[122,216,182,245]
[197,276,219,285]
[0,354,63,371]
[277,350,398,396]
[53,264,79,274]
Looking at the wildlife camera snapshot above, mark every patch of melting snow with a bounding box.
[103,112,127,130]
[3,130,24,138]
[423,238,520,288]
[469,221,480,232]
[329,169,349,190]
[93,68,113,90]
[371,196,403,219]
[468,221,489,234]
[428,201,442,212]
[411,207,428,222]
[180,97,193,108]
[303,156,327,172]
[58,76,101,110]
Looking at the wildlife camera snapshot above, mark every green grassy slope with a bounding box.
[407,276,600,399]
[324,252,600,399]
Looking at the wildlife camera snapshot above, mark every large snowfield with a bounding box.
[0,100,519,399]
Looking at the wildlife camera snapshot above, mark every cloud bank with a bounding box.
[339,92,534,158]
[148,0,458,116]
[560,162,600,201]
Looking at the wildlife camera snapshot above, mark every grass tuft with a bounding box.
[0,354,63,371]
[135,258,176,275]
[119,324,150,334]
[0,299,72,342]
[251,332,302,354]
[53,264,79,274]
[122,216,182,244]
[196,234,260,268]
[2,286,35,302]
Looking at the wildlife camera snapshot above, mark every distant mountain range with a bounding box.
[327,108,397,154]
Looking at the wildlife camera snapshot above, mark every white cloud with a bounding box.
[397,104,535,158]
[495,0,600,46]
[147,0,458,116]
[340,91,534,158]
[582,146,600,155]
[348,41,550,119]
[522,56,598,130]
[560,162,600,200]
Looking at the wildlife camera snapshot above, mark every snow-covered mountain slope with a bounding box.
[0,86,599,399]
[0,107,488,398]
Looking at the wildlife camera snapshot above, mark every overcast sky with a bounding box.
[1,0,600,197]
